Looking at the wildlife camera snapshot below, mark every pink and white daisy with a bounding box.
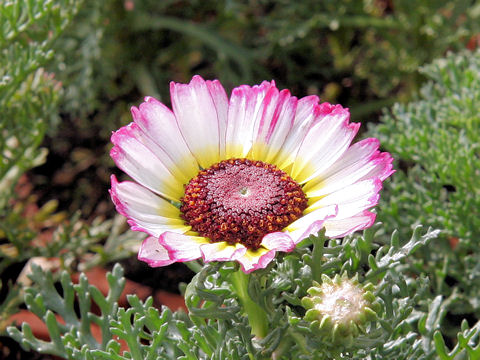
[110,76,393,273]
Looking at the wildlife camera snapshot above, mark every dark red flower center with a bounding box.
[180,158,308,250]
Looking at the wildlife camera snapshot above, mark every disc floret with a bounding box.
[180,158,308,250]
[301,273,380,346]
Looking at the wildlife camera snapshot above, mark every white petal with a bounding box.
[308,179,382,219]
[110,123,183,201]
[324,211,376,238]
[287,204,338,232]
[260,232,296,251]
[291,105,360,184]
[206,79,229,159]
[159,232,209,262]
[305,138,393,197]
[138,236,175,267]
[274,96,320,169]
[134,98,199,182]
[236,247,276,274]
[170,75,222,168]
[250,87,297,163]
[286,204,338,243]
[225,81,274,158]
[110,176,190,238]
[200,242,246,262]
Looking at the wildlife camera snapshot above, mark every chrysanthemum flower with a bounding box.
[110,76,393,273]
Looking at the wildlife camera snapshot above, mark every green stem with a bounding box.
[230,270,269,339]
[184,260,203,273]
[311,237,324,282]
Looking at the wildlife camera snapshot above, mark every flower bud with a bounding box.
[301,273,380,346]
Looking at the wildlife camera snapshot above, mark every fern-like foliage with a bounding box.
[0,0,83,212]
[0,0,83,332]
[372,50,480,244]
[13,227,480,360]
[370,50,480,321]
[368,49,480,357]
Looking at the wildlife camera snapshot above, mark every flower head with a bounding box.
[110,75,393,273]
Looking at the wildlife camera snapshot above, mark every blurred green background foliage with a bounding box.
[57,0,480,120]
